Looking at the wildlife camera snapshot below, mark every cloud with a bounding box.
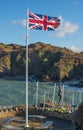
[12,17,79,38]
[55,21,79,37]
[68,46,83,53]
[12,19,26,26]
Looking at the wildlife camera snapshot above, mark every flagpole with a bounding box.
[43,91,46,110]
[52,83,56,109]
[25,8,29,128]
[36,81,39,108]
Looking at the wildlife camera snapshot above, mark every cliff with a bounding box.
[28,42,83,81]
[0,42,83,81]
[0,43,26,77]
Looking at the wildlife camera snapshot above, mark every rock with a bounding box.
[0,42,83,81]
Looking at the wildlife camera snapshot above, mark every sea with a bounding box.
[0,78,83,107]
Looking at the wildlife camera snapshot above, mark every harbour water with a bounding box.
[0,78,83,106]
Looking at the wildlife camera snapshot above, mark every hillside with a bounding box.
[0,43,26,77]
[28,42,83,81]
[0,42,83,81]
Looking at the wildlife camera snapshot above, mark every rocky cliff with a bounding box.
[0,43,26,77]
[0,42,83,81]
[28,42,83,81]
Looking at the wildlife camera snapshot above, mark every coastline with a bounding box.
[0,75,83,84]
[0,75,83,88]
[64,77,83,88]
[0,75,26,81]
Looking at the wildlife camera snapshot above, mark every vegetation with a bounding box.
[0,42,83,81]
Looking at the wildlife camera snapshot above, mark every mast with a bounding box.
[25,8,29,127]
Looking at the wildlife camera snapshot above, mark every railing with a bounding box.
[28,82,83,110]
[0,79,83,110]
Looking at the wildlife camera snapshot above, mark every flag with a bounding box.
[29,11,61,31]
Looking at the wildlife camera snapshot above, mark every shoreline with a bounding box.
[64,78,83,88]
[0,75,26,81]
[0,76,83,88]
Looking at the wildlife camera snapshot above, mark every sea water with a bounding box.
[0,79,83,106]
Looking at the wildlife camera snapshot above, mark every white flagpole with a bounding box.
[25,8,29,128]
[36,81,39,108]
[52,83,56,109]
[43,91,46,110]
[61,84,64,104]
[79,91,82,104]
[72,93,75,112]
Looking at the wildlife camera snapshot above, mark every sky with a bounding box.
[0,0,83,52]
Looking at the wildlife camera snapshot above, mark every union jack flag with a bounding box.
[29,11,61,31]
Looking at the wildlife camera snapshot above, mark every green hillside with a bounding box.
[0,42,83,81]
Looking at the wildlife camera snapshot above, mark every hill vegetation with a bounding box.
[28,42,83,81]
[0,42,83,81]
[0,43,26,76]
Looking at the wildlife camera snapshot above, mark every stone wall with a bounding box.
[0,106,76,129]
